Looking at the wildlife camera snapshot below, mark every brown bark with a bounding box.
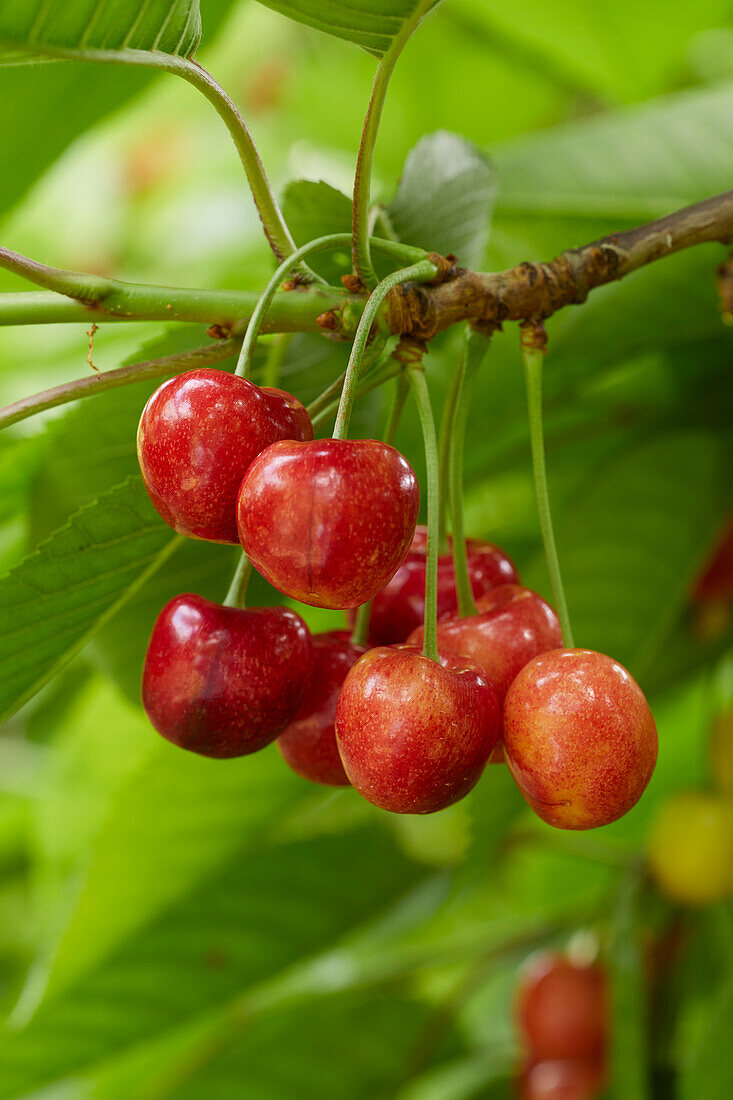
[387,189,733,339]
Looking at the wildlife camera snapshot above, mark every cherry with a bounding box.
[335,645,500,814]
[142,594,312,757]
[647,791,733,906]
[137,368,312,543]
[503,649,657,829]
[237,438,420,609]
[277,631,366,787]
[519,1059,605,1100]
[350,525,519,645]
[407,584,561,700]
[516,952,608,1062]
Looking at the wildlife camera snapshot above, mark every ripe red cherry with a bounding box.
[407,584,561,700]
[351,525,519,645]
[137,368,313,543]
[335,646,500,813]
[142,594,312,757]
[503,649,657,829]
[517,952,608,1061]
[277,631,366,786]
[519,1059,605,1100]
[237,438,419,609]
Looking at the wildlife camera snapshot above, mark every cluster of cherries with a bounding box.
[137,366,657,827]
[515,950,608,1100]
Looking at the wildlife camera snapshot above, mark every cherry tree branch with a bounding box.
[0,246,346,330]
[386,189,733,338]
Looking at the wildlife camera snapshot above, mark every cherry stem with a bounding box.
[408,365,441,663]
[223,552,253,610]
[521,329,575,647]
[350,371,411,648]
[332,259,438,441]
[450,327,492,618]
[235,234,427,380]
[261,333,292,388]
[351,0,435,286]
[437,362,463,553]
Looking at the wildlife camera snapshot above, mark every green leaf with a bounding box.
[0,0,237,219]
[679,932,733,1100]
[524,430,733,681]
[388,132,496,268]
[493,82,733,233]
[0,477,177,722]
[281,180,353,282]
[0,2,201,60]
[609,872,649,1100]
[146,993,434,1100]
[0,825,425,1095]
[254,1,439,57]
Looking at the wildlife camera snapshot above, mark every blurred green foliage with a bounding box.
[0,1,731,1097]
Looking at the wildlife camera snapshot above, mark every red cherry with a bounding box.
[519,1059,606,1100]
[517,952,608,1062]
[277,631,366,786]
[137,368,313,543]
[335,645,500,814]
[350,525,519,645]
[407,584,561,700]
[237,438,420,609]
[503,649,658,829]
[142,594,312,758]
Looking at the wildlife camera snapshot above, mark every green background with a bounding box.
[0,1,731,1096]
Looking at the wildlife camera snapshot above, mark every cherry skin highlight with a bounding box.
[142,594,312,758]
[503,649,658,830]
[519,1059,606,1100]
[277,631,366,786]
[237,438,420,609]
[350,525,519,644]
[137,368,313,543]
[517,952,608,1061]
[335,645,500,814]
[407,584,561,700]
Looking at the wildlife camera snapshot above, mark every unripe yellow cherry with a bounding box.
[710,708,733,796]
[647,791,733,906]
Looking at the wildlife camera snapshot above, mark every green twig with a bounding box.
[0,248,346,330]
[408,364,441,663]
[332,259,438,440]
[351,1,435,285]
[450,327,492,617]
[232,233,422,379]
[521,326,574,646]
[0,338,239,433]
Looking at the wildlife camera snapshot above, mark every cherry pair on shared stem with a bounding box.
[137,367,422,610]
